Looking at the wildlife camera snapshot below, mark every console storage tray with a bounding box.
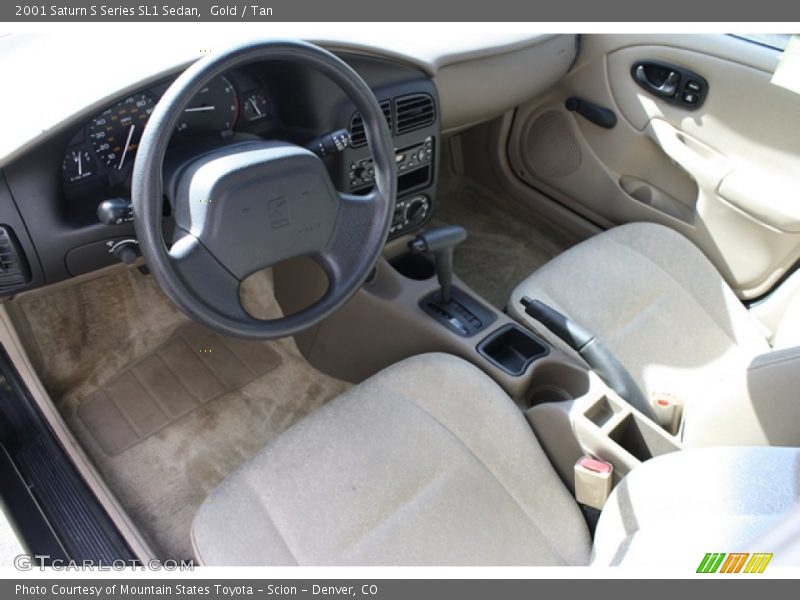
[477,324,549,376]
[577,391,681,476]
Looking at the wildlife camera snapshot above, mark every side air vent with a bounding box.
[394,94,436,135]
[0,226,31,295]
[348,99,393,147]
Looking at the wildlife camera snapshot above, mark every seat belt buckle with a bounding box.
[574,455,613,510]
[651,393,684,435]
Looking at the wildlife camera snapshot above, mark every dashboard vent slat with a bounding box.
[0,226,30,295]
[394,94,435,135]
[348,100,393,147]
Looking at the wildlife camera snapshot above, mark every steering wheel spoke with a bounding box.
[167,232,252,324]
[318,190,386,289]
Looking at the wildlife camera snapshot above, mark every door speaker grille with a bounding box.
[520,110,582,179]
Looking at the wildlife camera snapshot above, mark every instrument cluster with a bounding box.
[60,69,274,195]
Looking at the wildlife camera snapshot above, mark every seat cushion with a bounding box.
[509,223,771,442]
[191,353,591,566]
[592,446,800,567]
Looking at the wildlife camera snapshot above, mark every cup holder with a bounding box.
[527,362,591,406]
[390,252,436,280]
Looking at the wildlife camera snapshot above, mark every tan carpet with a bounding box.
[77,322,285,456]
[434,163,575,310]
[8,267,350,560]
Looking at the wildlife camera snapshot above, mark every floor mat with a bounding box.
[9,267,351,560]
[9,267,187,402]
[434,159,576,309]
[78,323,283,455]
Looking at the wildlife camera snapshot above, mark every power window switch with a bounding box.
[682,92,698,104]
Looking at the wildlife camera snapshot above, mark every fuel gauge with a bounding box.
[62,148,96,184]
[242,93,269,122]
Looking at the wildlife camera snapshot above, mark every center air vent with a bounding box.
[348,99,393,147]
[394,94,435,135]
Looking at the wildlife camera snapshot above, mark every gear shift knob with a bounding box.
[409,225,467,304]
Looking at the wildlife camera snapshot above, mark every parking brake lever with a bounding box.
[520,296,658,422]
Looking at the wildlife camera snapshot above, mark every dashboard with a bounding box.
[0,52,440,298]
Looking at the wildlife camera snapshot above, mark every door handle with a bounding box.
[631,61,708,109]
[634,65,680,96]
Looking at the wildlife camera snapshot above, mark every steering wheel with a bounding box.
[132,40,396,340]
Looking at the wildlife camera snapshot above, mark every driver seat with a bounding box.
[191,353,800,566]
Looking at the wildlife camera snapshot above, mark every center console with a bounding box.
[524,363,681,491]
[274,231,578,404]
[273,220,682,502]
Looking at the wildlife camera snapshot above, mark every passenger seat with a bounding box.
[509,222,800,447]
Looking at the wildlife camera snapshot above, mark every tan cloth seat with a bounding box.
[191,353,592,566]
[509,222,800,446]
[191,353,800,566]
[593,446,800,567]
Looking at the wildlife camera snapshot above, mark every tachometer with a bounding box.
[88,93,156,170]
[176,75,238,133]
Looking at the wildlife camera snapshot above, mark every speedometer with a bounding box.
[88,93,155,170]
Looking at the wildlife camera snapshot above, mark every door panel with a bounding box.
[508,34,800,298]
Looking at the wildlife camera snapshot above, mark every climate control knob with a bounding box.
[404,195,429,224]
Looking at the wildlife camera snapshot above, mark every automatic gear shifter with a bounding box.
[409,226,495,337]
[409,225,467,303]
